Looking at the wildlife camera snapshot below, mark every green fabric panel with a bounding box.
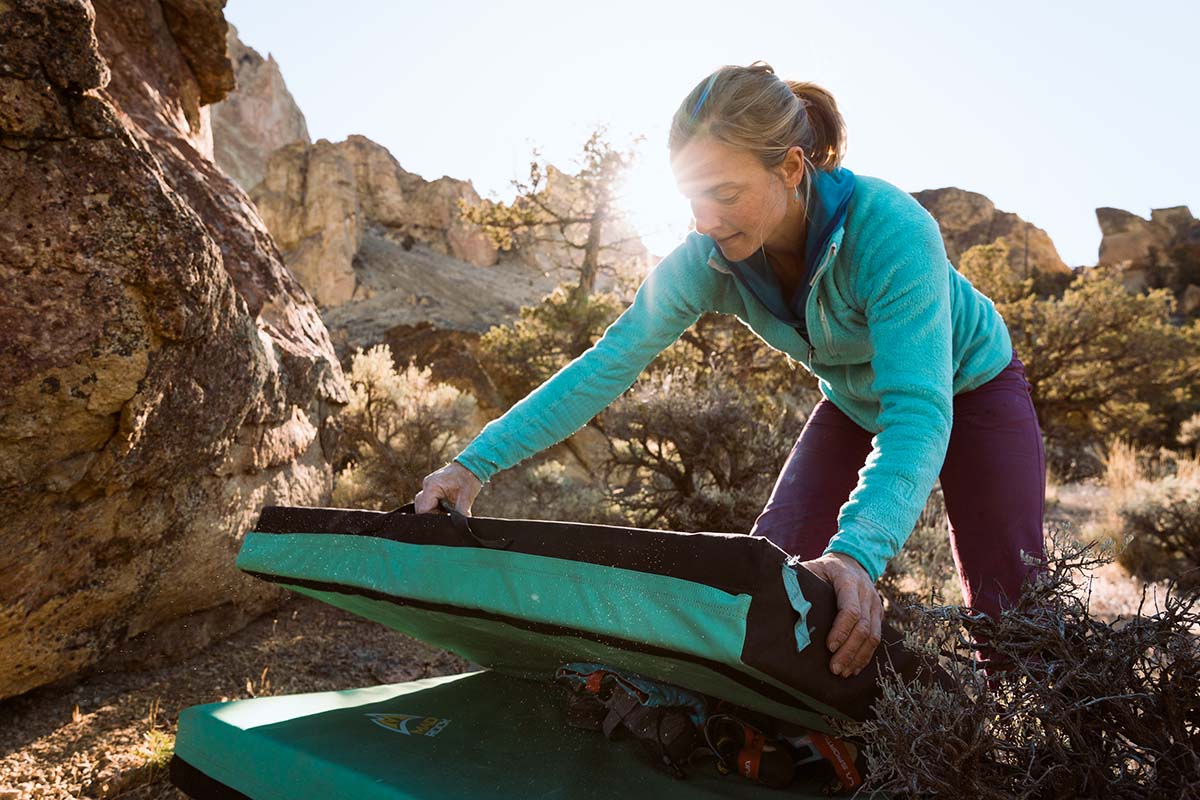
[238,532,752,665]
[175,670,876,799]
[285,584,836,733]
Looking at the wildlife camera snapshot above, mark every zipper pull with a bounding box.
[809,242,838,287]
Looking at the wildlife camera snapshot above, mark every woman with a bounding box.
[415,62,1046,680]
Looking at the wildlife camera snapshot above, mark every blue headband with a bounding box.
[689,73,719,121]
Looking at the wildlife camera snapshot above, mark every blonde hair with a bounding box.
[669,62,847,192]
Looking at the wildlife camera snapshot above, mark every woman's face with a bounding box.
[671,134,795,263]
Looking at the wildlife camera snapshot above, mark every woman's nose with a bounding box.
[691,203,721,236]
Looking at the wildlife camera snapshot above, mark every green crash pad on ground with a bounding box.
[171,670,864,799]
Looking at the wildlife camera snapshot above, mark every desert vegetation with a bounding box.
[853,534,1199,799]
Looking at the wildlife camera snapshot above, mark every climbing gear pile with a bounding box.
[555,662,865,793]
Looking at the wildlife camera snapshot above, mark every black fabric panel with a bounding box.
[253,506,773,595]
[245,571,825,715]
[250,506,944,722]
[170,755,254,800]
[741,562,925,720]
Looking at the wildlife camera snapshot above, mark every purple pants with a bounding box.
[750,352,1046,618]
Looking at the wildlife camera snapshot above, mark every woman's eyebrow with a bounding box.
[676,179,743,197]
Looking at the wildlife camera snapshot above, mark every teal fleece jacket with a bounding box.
[455,172,1013,581]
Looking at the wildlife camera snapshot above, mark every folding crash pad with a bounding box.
[170,669,878,799]
[172,504,922,798]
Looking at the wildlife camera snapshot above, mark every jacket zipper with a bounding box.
[711,240,838,364]
[808,242,839,360]
[818,297,834,355]
[809,242,838,287]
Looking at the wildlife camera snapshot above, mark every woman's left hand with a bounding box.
[801,552,882,677]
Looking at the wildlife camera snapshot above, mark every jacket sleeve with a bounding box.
[454,236,717,484]
[824,208,954,581]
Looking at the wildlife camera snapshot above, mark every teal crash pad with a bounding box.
[171,670,865,799]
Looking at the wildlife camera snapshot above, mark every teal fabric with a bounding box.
[174,670,877,798]
[780,560,814,654]
[279,583,839,730]
[454,173,1013,581]
[236,532,754,666]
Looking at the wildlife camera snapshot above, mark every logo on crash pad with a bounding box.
[366,713,450,737]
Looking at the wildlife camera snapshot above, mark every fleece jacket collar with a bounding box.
[705,167,857,334]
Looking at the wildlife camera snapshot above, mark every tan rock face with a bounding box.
[1096,205,1197,268]
[209,23,310,192]
[248,134,500,308]
[210,46,650,328]
[1181,284,1200,317]
[0,0,346,699]
[321,231,562,358]
[251,139,362,307]
[913,187,1071,274]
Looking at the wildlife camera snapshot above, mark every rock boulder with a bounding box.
[1097,205,1197,266]
[0,0,346,699]
[913,187,1071,275]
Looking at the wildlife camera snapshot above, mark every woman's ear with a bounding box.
[783,145,807,187]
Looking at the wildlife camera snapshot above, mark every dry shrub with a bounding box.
[648,312,820,400]
[581,313,818,533]
[960,243,1200,480]
[1179,412,1200,453]
[847,533,1200,799]
[478,459,629,526]
[332,345,477,510]
[595,366,807,532]
[476,285,623,406]
[1116,478,1200,594]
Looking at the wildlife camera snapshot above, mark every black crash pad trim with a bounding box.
[170,754,253,800]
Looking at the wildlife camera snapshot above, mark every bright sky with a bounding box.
[225,0,1197,267]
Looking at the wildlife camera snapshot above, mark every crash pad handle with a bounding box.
[362,500,512,550]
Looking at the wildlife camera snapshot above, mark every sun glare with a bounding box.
[617,151,693,267]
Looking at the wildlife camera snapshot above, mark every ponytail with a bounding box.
[784,81,846,171]
[670,62,847,175]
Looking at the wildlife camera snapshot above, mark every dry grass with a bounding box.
[1086,439,1150,549]
[1086,441,1200,592]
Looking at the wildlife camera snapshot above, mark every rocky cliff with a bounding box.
[208,33,649,330]
[1096,206,1200,309]
[210,23,310,192]
[1097,205,1197,268]
[249,134,502,308]
[914,187,1071,274]
[0,0,346,699]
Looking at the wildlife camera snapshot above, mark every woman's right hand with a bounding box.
[414,461,483,515]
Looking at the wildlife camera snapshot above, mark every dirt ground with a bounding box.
[1,478,1162,800]
[0,597,469,799]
